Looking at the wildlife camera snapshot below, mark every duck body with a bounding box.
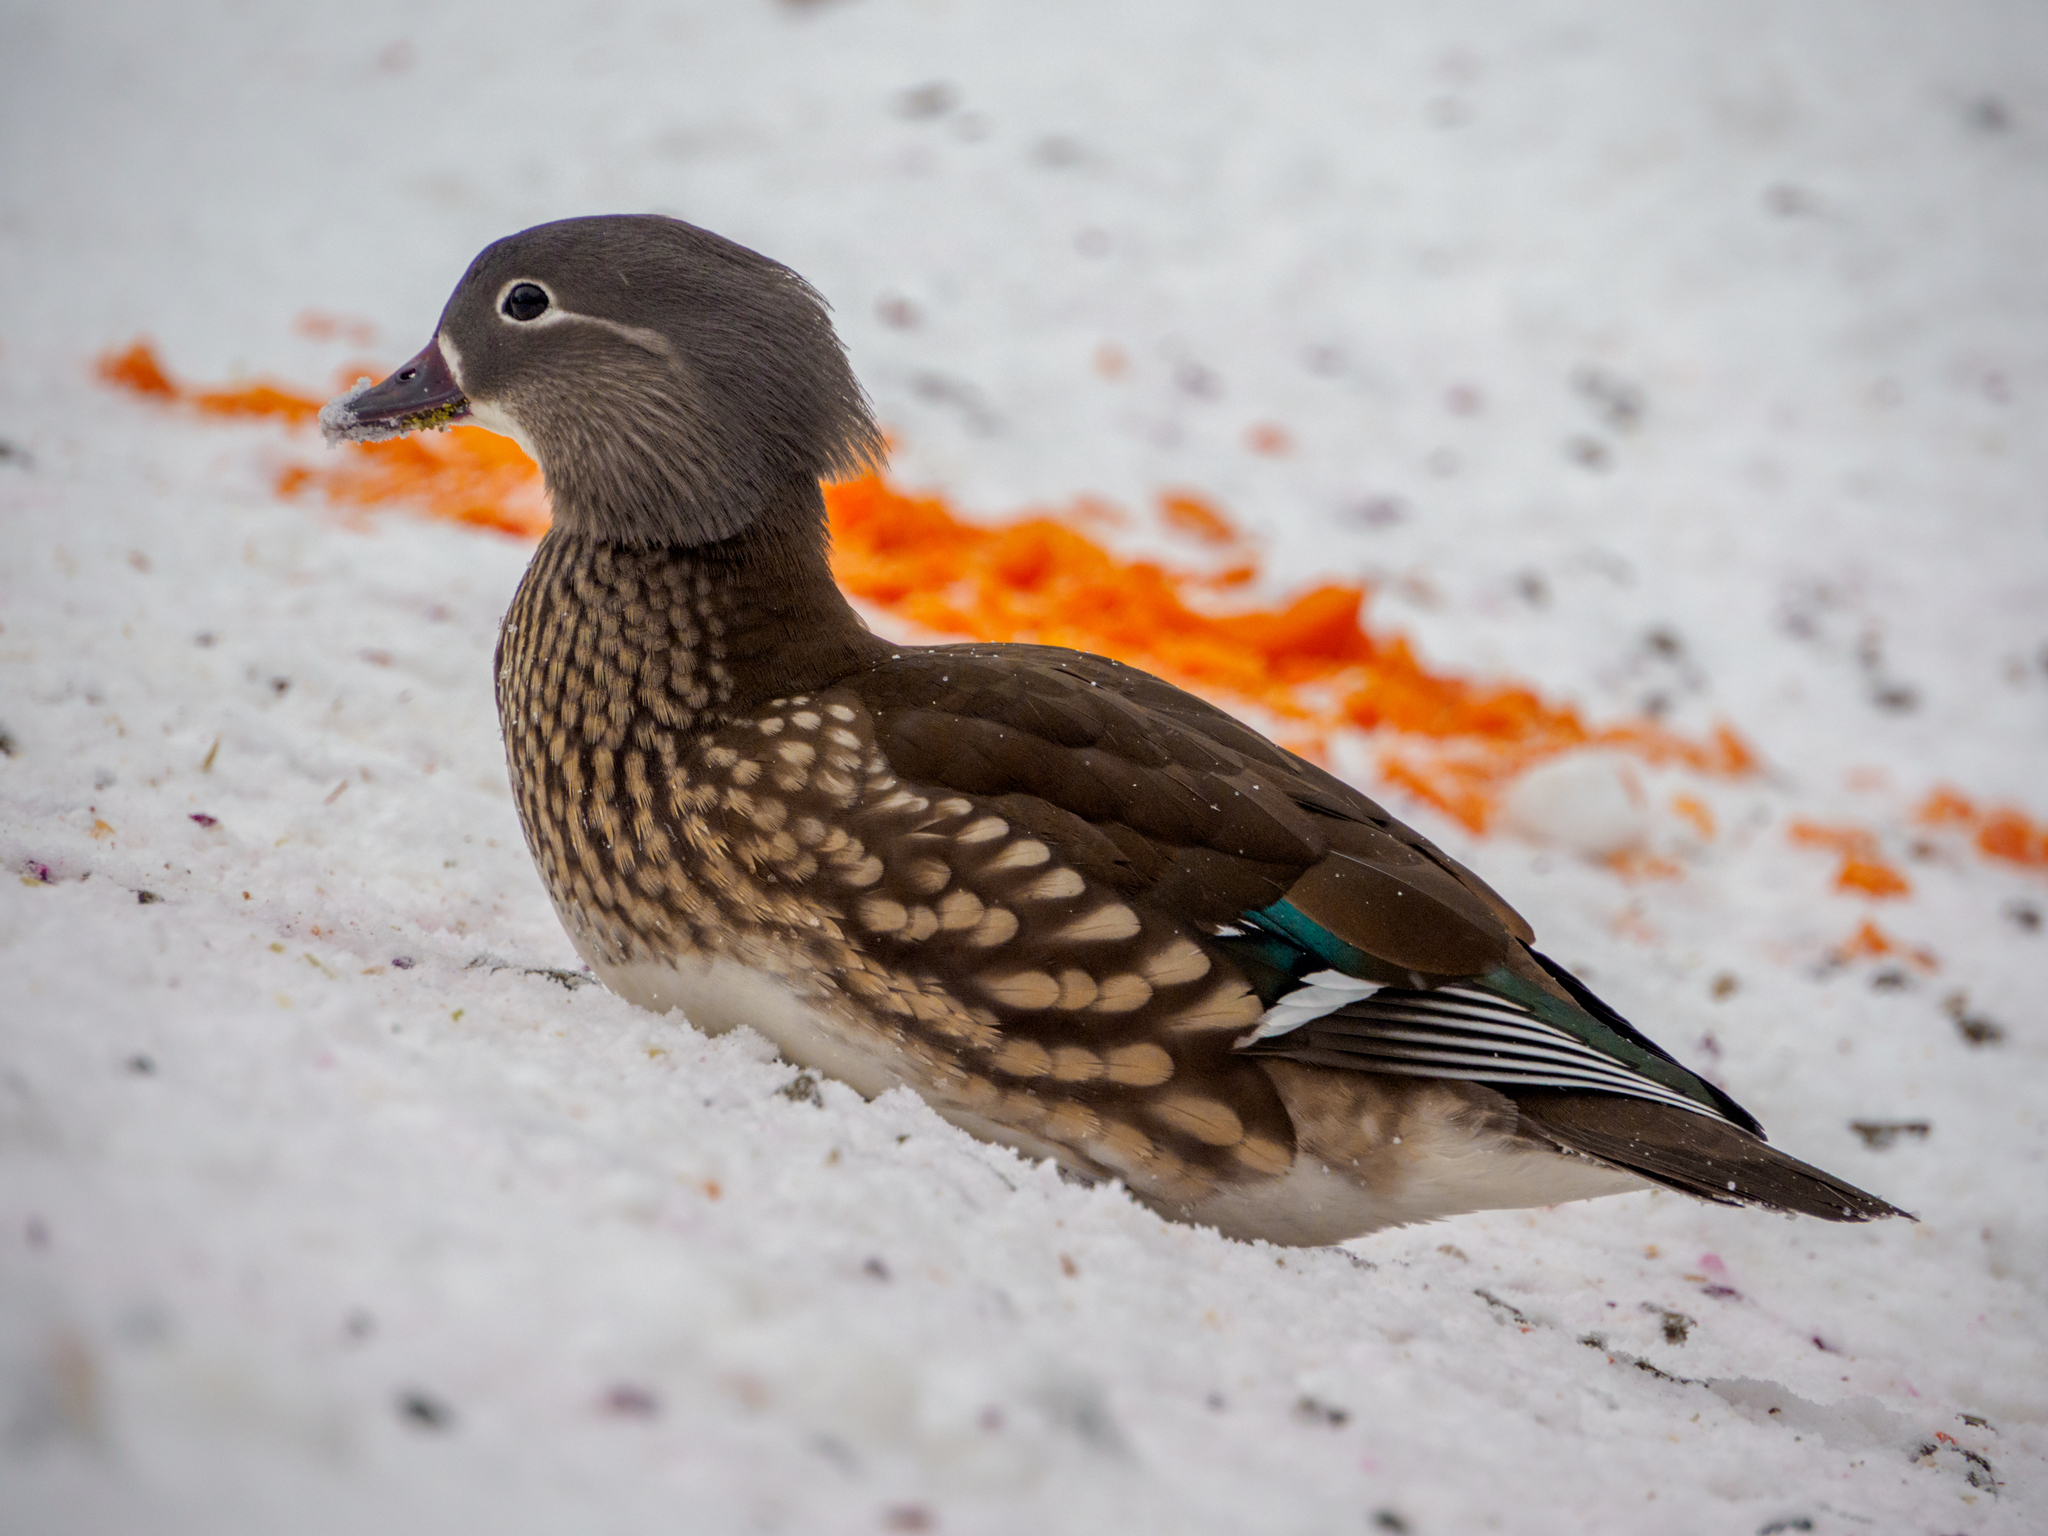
[330,214,1903,1244]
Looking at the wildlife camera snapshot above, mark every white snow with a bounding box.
[315,378,390,446]
[1498,752,1653,860]
[2,2,2044,1532]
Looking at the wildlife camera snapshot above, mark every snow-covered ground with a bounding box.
[3,2,2045,1531]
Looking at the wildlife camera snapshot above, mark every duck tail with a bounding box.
[1511,1090,1910,1223]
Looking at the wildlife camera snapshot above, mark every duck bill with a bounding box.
[319,337,471,444]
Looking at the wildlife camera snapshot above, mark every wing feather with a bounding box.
[1238,982,1745,1124]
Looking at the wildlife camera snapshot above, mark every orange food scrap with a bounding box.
[1844,860,1907,898]
[1065,494,1129,529]
[278,428,550,538]
[827,472,1371,703]
[1158,490,1240,545]
[839,469,1748,832]
[101,338,1761,834]
[191,381,322,426]
[1914,787,1978,827]
[1787,821,1911,898]
[1833,919,1937,972]
[99,340,547,537]
[99,339,328,425]
[1603,849,1683,883]
[1979,809,2048,869]
[1609,904,1664,941]
[1361,670,1753,832]
[1246,422,1292,456]
[1670,794,1716,839]
[1191,562,1259,590]
[293,310,378,345]
[96,341,176,398]
[1914,786,2048,872]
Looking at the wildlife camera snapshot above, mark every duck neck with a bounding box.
[501,478,890,737]
[681,484,894,713]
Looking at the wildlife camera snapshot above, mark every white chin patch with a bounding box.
[438,333,538,460]
[463,397,538,460]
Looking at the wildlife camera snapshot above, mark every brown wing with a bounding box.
[848,642,1528,979]
[830,645,1903,1225]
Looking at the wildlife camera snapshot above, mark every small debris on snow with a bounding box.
[1849,1120,1931,1150]
[599,1383,661,1419]
[398,1391,454,1431]
[778,1070,823,1106]
[1293,1396,1350,1427]
[1943,991,2006,1047]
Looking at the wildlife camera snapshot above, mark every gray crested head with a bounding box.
[328,215,882,548]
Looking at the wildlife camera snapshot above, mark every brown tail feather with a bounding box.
[1511,1091,1910,1223]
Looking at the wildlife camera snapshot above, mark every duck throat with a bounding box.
[496,484,886,742]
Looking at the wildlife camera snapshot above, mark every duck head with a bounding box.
[321,215,881,547]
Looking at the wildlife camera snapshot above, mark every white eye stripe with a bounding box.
[489,286,673,357]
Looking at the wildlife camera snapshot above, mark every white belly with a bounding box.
[588,949,1092,1176]
[591,952,914,1102]
[585,948,1649,1247]
[1187,1142,1646,1246]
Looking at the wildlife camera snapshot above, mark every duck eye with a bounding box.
[503,283,549,322]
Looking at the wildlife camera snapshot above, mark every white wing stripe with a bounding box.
[1319,1041,1690,1103]
[1326,1028,1668,1081]
[1242,971,1389,1044]
[1269,1036,1711,1112]
[1323,1016,1646,1065]
[1295,1056,1720,1115]
[1238,981,1732,1123]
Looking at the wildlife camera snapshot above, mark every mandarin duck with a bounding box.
[322,215,1902,1245]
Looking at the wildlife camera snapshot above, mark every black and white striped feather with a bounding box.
[1238,978,1743,1127]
